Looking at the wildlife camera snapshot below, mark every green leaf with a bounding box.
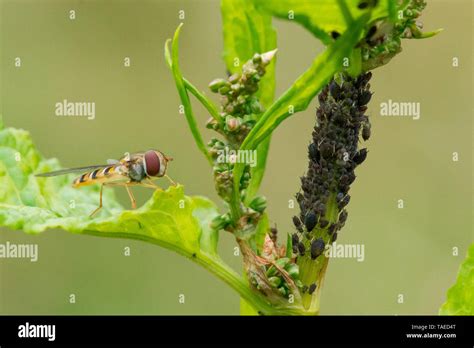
[168,24,213,165]
[440,244,474,315]
[0,126,220,257]
[412,28,443,39]
[1,186,219,255]
[232,14,370,203]
[244,136,271,205]
[221,0,277,204]
[0,127,122,217]
[253,213,269,254]
[221,0,276,86]
[0,125,305,315]
[193,196,220,255]
[347,48,362,77]
[286,233,293,258]
[336,0,355,26]
[253,0,394,44]
[165,41,221,122]
[0,126,219,258]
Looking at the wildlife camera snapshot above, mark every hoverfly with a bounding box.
[36,150,175,217]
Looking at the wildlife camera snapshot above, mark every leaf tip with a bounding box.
[417,28,443,39]
[173,23,184,46]
[164,39,172,68]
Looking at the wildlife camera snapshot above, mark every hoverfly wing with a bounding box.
[119,152,145,163]
[107,159,120,165]
[35,165,108,177]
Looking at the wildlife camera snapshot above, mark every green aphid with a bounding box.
[278,286,288,297]
[285,263,299,279]
[266,265,277,277]
[275,257,290,268]
[268,276,282,288]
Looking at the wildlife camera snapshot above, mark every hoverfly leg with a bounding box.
[145,178,159,188]
[90,184,104,217]
[124,184,137,209]
[144,178,163,190]
[164,174,177,186]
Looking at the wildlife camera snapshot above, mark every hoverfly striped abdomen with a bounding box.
[90,169,100,179]
[72,165,118,188]
[78,173,88,183]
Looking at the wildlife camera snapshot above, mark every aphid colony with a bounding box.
[292,72,373,293]
[208,62,373,301]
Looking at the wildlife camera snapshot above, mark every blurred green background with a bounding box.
[0,0,472,315]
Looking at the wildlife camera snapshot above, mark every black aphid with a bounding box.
[310,238,326,260]
[298,242,306,256]
[304,211,317,232]
[353,148,368,165]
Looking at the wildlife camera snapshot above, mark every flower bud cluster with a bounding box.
[207,51,276,230]
[207,50,276,146]
[249,229,302,300]
[258,257,301,299]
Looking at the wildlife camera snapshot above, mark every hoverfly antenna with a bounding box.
[162,153,173,161]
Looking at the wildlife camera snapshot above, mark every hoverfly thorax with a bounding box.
[128,162,146,182]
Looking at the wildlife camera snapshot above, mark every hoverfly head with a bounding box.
[143,150,170,177]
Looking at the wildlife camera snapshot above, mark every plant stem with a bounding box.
[197,252,305,315]
[297,253,326,313]
[83,228,304,315]
[183,79,221,122]
[170,24,213,166]
[240,297,259,315]
[297,193,338,312]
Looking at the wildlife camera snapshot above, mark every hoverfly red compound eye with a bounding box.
[144,150,160,177]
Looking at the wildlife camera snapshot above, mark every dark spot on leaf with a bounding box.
[365,25,377,40]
